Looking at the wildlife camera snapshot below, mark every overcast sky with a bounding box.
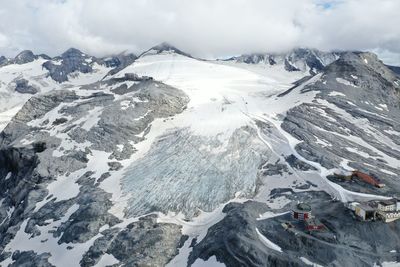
[0,0,399,65]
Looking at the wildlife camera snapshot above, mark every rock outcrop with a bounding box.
[0,75,189,266]
[14,79,38,94]
[226,48,341,74]
[42,48,94,83]
[13,50,37,65]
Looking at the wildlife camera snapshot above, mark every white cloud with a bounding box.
[0,0,399,64]
[0,33,8,48]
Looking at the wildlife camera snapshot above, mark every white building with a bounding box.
[377,199,397,212]
[376,199,400,223]
[355,203,376,221]
[377,211,400,223]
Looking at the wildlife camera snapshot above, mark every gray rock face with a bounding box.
[81,215,187,267]
[10,250,54,267]
[285,154,317,171]
[262,160,290,176]
[14,79,38,94]
[42,48,94,83]
[0,56,9,66]
[281,51,400,196]
[1,89,79,144]
[102,53,137,76]
[141,42,193,58]
[227,48,340,74]
[226,53,277,65]
[190,191,400,267]
[13,50,37,65]
[0,75,189,266]
[189,200,305,267]
[68,79,188,155]
[387,65,400,76]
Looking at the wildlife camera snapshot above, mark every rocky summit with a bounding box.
[0,44,399,267]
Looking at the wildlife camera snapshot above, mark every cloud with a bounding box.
[0,0,399,64]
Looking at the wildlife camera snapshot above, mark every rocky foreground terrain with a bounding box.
[0,44,399,266]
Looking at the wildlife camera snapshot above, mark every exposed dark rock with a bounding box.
[32,142,46,153]
[81,215,187,267]
[43,48,93,83]
[262,160,289,176]
[10,250,55,267]
[102,53,137,76]
[190,192,400,267]
[284,58,300,72]
[387,65,400,76]
[142,42,193,58]
[107,162,122,171]
[13,50,37,64]
[188,200,305,267]
[226,48,340,75]
[285,154,317,171]
[281,51,400,196]
[0,56,9,66]
[14,79,38,94]
[52,117,68,125]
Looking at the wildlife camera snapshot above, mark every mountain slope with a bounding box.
[0,49,137,132]
[0,46,399,266]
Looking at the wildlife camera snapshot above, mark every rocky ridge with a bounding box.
[225,48,341,74]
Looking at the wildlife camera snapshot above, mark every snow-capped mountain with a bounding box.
[0,44,399,267]
[225,48,341,75]
[0,49,136,132]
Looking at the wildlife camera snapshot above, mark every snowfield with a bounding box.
[114,52,325,216]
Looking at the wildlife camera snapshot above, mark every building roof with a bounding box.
[379,199,397,206]
[294,203,312,212]
[357,203,376,212]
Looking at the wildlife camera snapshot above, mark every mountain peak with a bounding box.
[327,51,399,87]
[13,50,37,64]
[226,48,340,74]
[0,55,8,66]
[153,42,175,50]
[61,48,86,58]
[142,42,192,58]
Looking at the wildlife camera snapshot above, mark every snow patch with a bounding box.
[379,103,388,111]
[374,262,400,267]
[300,257,324,267]
[257,211,290,221]
[345,147,371,158]
[96,253,120,266]
[192,256,225,267]
[336,78,357,87]
[328,91,346,97]
[256,227,282,252]
[5,172,11,180]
